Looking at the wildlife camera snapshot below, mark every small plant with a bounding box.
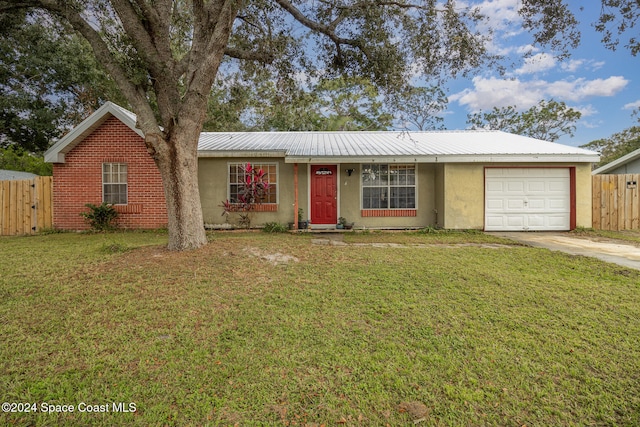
[81,202,118,231]
[418,226,441,234]
[263,222,288,233]
[338,216,353,230]
[221,163,270,229]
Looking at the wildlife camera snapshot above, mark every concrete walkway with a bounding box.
[488,232,640,271]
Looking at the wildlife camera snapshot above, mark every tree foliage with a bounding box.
[582,110,640,167]
[595,0,640,55]
[388,86,448,131]
[466,99,582,142]
[0,10,124,152]
[206,76,393,132]
[583,126,640,167]
[0,146,52,176]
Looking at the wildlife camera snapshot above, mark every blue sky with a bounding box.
[437,1,639,147]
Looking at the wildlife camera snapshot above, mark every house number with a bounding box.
[316,170,333,175]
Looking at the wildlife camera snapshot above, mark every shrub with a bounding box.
[263,222,288,233]
[81,203,118,231]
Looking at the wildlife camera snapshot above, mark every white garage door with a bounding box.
[485,168,570,231]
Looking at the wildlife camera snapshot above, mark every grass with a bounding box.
[1,230,639,426]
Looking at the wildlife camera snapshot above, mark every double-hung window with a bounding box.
[228,163,278,204]
[362,164,416,209]
[102,163,128,205]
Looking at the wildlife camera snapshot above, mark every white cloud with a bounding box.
[623,100,640,110]
[451,76,629,111]
[560,59,606,73]
[516,44,538,55]
[580,120,603,129]
[546,76,629,101]
[515,53,556,75]
[575,104,597,117]
[473,0,522,33]
[560,59,584,73]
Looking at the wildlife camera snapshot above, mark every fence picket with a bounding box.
[592,174,640,230]
[0,176,54,236]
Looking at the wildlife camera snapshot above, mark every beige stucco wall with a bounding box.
[198,159,593,230]
[441,163,485,229]
[198,157,308,227]
[336,163,437,229]
[574,163,593,228]
[441,163,594,230]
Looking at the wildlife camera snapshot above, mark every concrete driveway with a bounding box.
[488,232,640,271]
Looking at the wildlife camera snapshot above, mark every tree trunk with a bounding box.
[153,124,208,251]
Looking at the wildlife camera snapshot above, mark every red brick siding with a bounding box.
[53,116,168,230]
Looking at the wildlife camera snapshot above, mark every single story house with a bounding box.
[45,102,600,231]
[592,147,640,175]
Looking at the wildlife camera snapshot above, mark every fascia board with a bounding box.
[284,154,600,164]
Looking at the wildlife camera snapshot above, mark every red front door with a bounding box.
[310,165,337,225]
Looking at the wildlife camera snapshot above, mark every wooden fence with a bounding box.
[592,174,640,230]
[0,176,53,236]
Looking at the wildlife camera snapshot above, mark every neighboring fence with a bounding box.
[0,176,53,236]
[592,174,640,230]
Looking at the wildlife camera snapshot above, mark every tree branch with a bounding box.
[274,0,360,48]
[224,47,275,63]
[18,0,161,138]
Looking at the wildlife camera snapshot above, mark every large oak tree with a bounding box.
[0,0,615,250]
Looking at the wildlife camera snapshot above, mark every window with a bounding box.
[102,163,128,204]
[228,163,277,204]
[362,164,416,209]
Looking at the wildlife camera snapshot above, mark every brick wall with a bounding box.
[53,116,168,230]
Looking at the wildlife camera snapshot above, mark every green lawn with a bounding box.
[1,231,639,426]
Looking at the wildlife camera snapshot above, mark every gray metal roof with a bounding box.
[592,147,640,174]
[0,169,39,180]
[44,103,600,164]
[198,130,600,163]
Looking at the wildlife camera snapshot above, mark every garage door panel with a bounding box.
[506,182,525,192]
[547,198,569,210]
[548,181,568,192]
[506,199,525,210]
[485,168,570,231]
[526,199,546,210]
[506,216,525,227]
[486,181,504,192]
[527,181,546,192]
[485,216,506,227]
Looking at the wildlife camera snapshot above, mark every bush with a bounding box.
[262,222,288,233]
[81,203,118,231]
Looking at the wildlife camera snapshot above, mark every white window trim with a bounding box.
[102,162,128,205]
[227,162,279,205]
[360,163,418,210]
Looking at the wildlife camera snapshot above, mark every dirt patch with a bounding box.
[244,246,299,265]
[398,401,429,421]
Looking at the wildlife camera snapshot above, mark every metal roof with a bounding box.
[198,130,600,163]
[0,169,39,181]
[44,103,600,164]
[592,147,640,174]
